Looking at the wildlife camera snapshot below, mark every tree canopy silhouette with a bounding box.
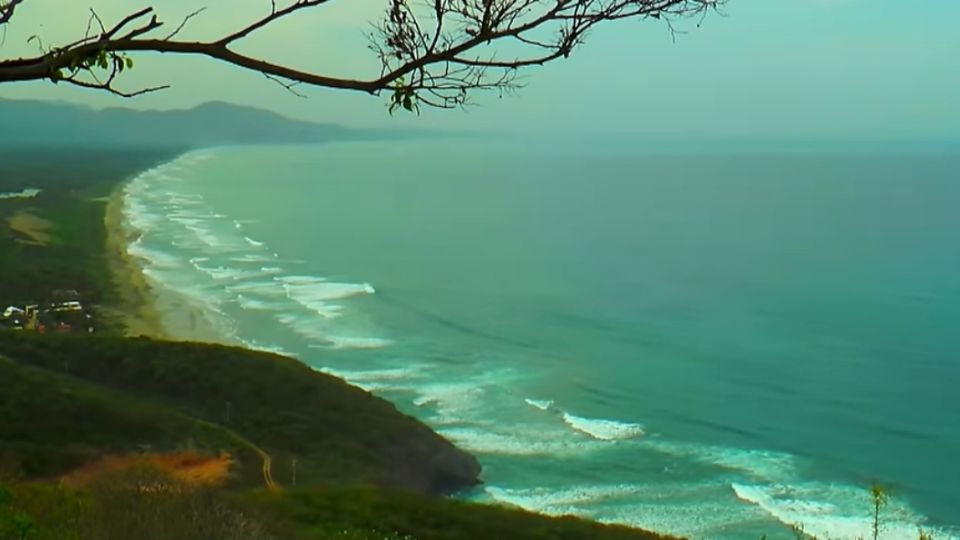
[0,0,721,110]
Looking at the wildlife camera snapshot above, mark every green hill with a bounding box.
[0,99,349,148]
[0,355,244,479]
[0,333,480,494]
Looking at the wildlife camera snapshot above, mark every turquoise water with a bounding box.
[124,140,960,539]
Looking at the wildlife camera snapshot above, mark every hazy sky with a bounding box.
[0,0,957,139]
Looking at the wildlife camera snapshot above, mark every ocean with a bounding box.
[122,138,960,539]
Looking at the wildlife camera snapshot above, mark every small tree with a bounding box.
[870,482,889,540]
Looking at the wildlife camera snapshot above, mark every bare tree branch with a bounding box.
[63,76,169,97]
[262,71,307,98]
[165,7,207,40]
[0,0,25,26]
[216,0,333,45]
[0,0,724,107]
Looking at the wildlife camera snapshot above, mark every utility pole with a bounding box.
[291,458,297,487]
[225,401,231,423]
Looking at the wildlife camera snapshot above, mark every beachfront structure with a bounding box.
[0,297,94,334]
[52,301,82,312]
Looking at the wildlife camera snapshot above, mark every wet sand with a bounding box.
[102,181,236,345]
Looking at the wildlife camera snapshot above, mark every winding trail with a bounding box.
[3,353,280,491]
[181,415,280,491]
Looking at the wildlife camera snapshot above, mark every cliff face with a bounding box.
[0,333,481,495]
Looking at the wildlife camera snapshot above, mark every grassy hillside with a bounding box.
[0,333,480,494]
[0,478,680,540]
[0,355,246,480]
[248,487,679,540]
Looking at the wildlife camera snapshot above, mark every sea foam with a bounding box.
[731,482,958,540]
[562,412,645,440]
[314,365,420,391]
[486,484,638,510]
[278,275,376,318]
[440,426,596,457]
[524,398,554,411]
[323,335,394,350]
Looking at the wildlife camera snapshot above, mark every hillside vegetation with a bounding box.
[0,355,242,479]
[0,333,480,493]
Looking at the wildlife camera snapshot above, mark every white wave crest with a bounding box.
[241,339,293,357]
[411,381,488,424]
[485,484,638,514]
[275,313,333,341]
[185,223,227,249]
[278,276,375,318]
[441,427,596,457]
[646,441,797,482]
[562,412,645,440]
[524,398,554,411]
[324,336,394,350]
[314,365,420,391]
[236,294,283,311]
[230,254,276,263]
[318,365,423,382]
[227,281,287,296]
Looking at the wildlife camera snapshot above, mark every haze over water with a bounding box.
[124,139,960,539]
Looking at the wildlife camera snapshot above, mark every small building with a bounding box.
[52,301,83,312]
[3,306,25,318]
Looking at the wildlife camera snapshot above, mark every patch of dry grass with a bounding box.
[7,211,53,245]
[60,451,234,488]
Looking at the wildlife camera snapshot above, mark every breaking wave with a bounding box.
[524,398,554,411]
[121,150,392,358]
[562,412,645,441]
[732,483,959,540]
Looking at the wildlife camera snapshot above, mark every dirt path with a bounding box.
[185,415,280,491]
[2,353,279,491]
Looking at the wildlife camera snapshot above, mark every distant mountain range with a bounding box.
[0,98,409,147]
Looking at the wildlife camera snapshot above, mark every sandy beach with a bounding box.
[102,179,236,345]
[101,184,169,339]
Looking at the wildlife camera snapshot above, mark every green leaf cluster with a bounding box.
[49,49,135,84]
[389,79,419,114]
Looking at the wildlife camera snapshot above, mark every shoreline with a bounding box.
[101,159,237,346]
[101,182,170,339]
